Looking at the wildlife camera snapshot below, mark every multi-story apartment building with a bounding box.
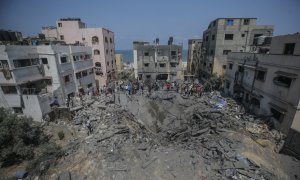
[115,54,124,74]
[133,38,183,82]
[41,18,115,87]
[187,39,202,77]
[201,18,273,78]
[0,44,95,121]
[224,33,300,157]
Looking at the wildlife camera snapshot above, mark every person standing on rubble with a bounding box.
[86,120,92,135]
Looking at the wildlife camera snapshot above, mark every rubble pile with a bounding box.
[36,91,297,179]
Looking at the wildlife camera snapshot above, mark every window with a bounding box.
[251,98,260,108]
[94,49,100,55]
[210,50,214,56]
[226,81,230,89]
[110,38,112,43]
[241,34,245,37]
[256,70,266,81]
[229,63,233,70]
[144,52,149,56]
[88,83,93,88]
[73,56,78,61]
[206,36,209,42]
[13,107,23,114]
[82,37,85,41]
[243,19,250,25]
[213,21,216,27]
[60,56,68,63]
[209,63,212,68]
[225,34,234,40]
[89,68,94,74]
[107,61,109,66]
[60,35,64,40]
[238,66,244,72]
[253,34,263,44]
[170,63,176,67]
[211,35,215,41]
[283,43,295,55]
[1,86,17,94]
[146,75,151,79]
[223,65,226,69]
[64,75,71,83]
[106,49,108,54]
[82,70,88,77]
[92,36,99,45]
[273,76,292,88]
[41,58,48,64]
[226,19,234,26]
[144,63,149,67]
[223,50,232,55]
[76,72,82,79]
[0,60,9,69]
[159,63,165,68]
[271,108,284,123]
[95,62,101,67]
[203,62,206,66]
[171,51,177,56]
[13,59,39,68]
[105,37,108,43]
[58,23,62,27]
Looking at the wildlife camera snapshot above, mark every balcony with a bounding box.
[73,59,93,71]
[12,65,45,84]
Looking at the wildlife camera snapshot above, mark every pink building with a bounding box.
[42,18,115,87]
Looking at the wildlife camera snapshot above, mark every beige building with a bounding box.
[115,54,124,74]
[224,33,300,157]
[41,18,115,87]
[133,38,183,82]
[187,39,202,77]
[201,18,273,78]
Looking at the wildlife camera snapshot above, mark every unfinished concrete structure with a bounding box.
[201,18,273,78]
[224,33,300,157]
[0,44,95,121]
[133,38,183,82]
[41,18,115,87]
[187,39,202,77]
[115,54,124,74]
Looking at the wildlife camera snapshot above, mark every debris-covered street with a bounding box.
[23,86,300,180]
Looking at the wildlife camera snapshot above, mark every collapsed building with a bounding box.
[0,44,96,121]
[41,18,115,87]
[187,39,203,78]
[133,37,184,82]
[224,33,300,158]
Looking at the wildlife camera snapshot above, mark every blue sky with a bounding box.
[0,0,299,50]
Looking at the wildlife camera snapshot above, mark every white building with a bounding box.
[41,18,115,87]
[224,33,300,157]
[0,44,96,121]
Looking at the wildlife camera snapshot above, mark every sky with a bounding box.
[0,0,299,50]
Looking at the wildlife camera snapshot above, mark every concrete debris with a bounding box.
[28,88,298,180]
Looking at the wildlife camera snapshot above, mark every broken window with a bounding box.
[107,61,109,66]
[106,49,108,54]
[94,49,100,55]
[241,34,245,37]
[229,63,233,70]
[64,75,72,83]
[144,52,149,56]
[211,35,215,41]
[82,70,88,77]
[138,74,143,80]
[89,68,94,74]
[95,62,101,67]
[238,66,244,72]
[60,56,68,63]
[76,72,82,79]
[110,38,113,43]
[223,50,232,55]
[206,36,209,42]
[283,43,295,55]
[60,35,64,40]
[73,56,78,61]
[226,81,230,89]
[273,76,292,88]
[144,63,149,67]
[170,63,176,67]
[13,59,39,68]
[92,36,99,45]
[41,58,48,65]
[223,65,226,69]
[58,23,62,27]
[226,19,234,26]
[271,108,284,123]
[0,60,9,69]
[105,37,108,43]
[225,34,234,40]
[1,86,17,94]
[253,34,263,44]
[171,51,177,56]
[146,75,151,79]
[256,70,266,81]
[243,19,250,25]
[159,63,166,68]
